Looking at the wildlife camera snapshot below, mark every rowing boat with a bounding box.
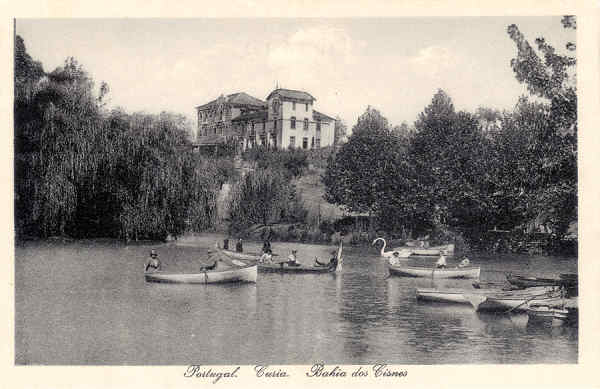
[217,248,262,262]
[144,263,257,284]
[527,304,569,327]
[416,288,490,305]
[476,287,561,312]
[388,263,480,279]
[506,274,562,288]
[404,244,455,256]
[218,242,344,274]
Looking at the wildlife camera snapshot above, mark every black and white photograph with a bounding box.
[7,3,597,385]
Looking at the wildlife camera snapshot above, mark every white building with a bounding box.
[195,88,335,151]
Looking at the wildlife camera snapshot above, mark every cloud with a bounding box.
[408,45,460,78]
[266,26,359,88]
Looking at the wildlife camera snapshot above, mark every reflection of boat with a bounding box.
[144,263,258,284]
[476,288,561,312]
[388,263,480,279]
[527,305,569,327]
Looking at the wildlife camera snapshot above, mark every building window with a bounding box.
[316,138,321,148]
[311,137,315,148]
[302,137,308,149]
[291,116,296,129]
[305,103,308,111]
[293,102,296,110]
[317,120,321,132]
[304,118,308,130]
[290,136,295,148]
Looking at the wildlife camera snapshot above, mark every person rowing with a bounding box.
[458,255,470,268]
[200,249,218,271]
[145,249,161,272]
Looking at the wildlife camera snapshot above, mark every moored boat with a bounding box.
[416,288,485,305]
[527,304,569,327]
[404,244,455,256]
[506,273,562,288]
[388,263,480,279]
[476,287,561,312]
[144,263,257,284]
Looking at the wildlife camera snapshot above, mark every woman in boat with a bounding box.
[235,238,243,253]
[145,250,161,272]
[458,256,470,268]
[287,250,299,266]
[436,253,447,269]
[259,249,273,263]
[223,237,230,250]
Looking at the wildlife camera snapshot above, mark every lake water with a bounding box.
[15,234,578,365]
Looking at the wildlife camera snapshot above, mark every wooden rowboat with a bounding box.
[527,305,569,327]
[388,263,480,279]
[416,288,489,305]
[217,248,262,262]
[218,242,344,274]
[403,244,455,256]
[476,288,561,312]
[144,263,257,284]
[506,274,562,288]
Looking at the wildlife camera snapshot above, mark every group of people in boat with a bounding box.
[257,239,338,269]
[435,253,470,268]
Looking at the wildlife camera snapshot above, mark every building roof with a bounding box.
[232,110,268,122]
[196,92,266,110]
[266,88,315,102]
[313,110,335,122]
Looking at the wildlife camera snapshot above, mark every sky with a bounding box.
[16,17,575,133]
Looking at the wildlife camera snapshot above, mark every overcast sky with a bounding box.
[16,17,574,131]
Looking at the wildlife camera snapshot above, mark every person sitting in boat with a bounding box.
[458,256,470,268]
[145,250,161,272]
[259,249,273,264]
[223,238,230,250]
[287,250,300,266]
[235,238,243,253]
[315,250,338,268]
[200,250,218,271]
[262,239,271,254]
[436,253,447,269]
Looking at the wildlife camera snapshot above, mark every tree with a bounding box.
[228,168,306,233]
[323,107,405,217]
[504,17,577,239]
[407,90,495,240]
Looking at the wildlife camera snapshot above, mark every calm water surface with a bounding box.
[15,234,578,365]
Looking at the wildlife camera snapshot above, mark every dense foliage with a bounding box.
[15,36,224,241]
[228,168,307,234]
[242,146,309,178]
